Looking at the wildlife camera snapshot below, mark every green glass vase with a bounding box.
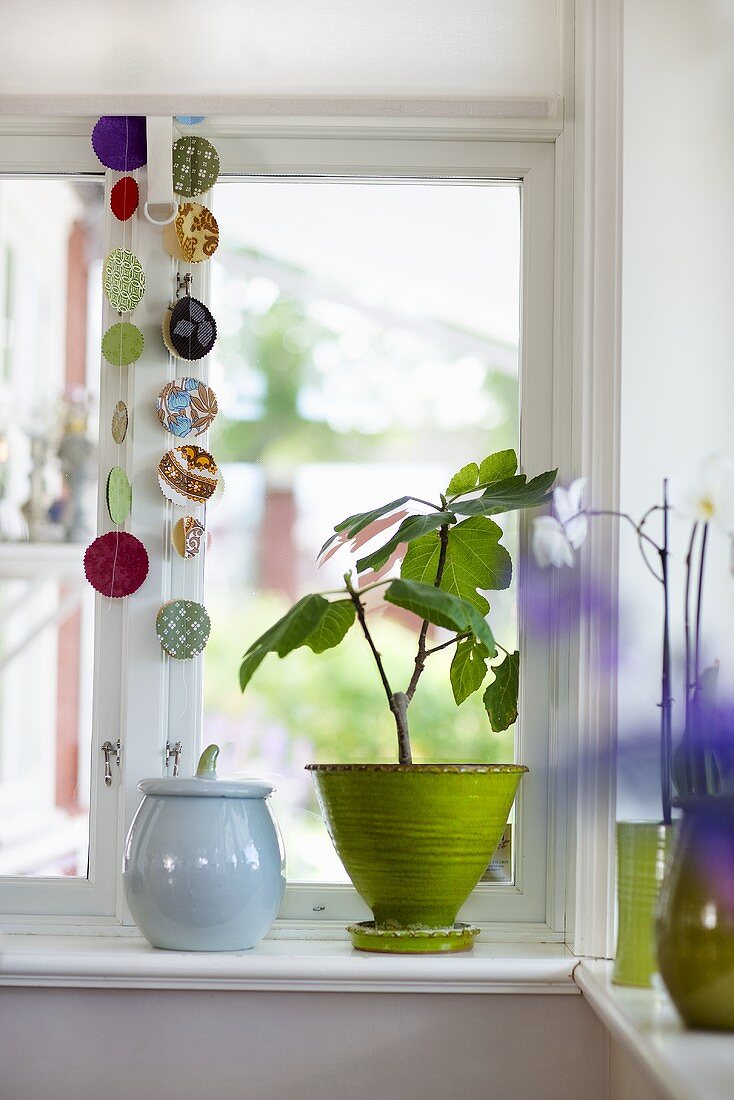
[612,821,673,988]
[656,795,734,1030]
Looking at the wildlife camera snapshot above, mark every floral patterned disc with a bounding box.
[172,515,205,559]
[101,322,144,366]
[111,401,128,444]
[103,248,146,314]
[156,599,211,660]
[167,296,217,361]
[84,531,148,598]
[157,377,218,438]
[106,466,132,524]
[157,444,219,507]
[162,202,219,263]
[172,136,220,198]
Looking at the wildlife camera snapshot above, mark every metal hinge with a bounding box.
[101,739,121,787]
[166,740,183,777]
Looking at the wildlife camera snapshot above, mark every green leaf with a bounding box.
[452,470,557,517]
[318,496,411,558]
[402,516,512,614]
[483,650,520,732]
[304,600,356,654]
[446,462,479,496]
[356,511,455,575]
[477,449,518,487]
[384,579,495,653]
[450,637,491,705]
[240,594,330,691]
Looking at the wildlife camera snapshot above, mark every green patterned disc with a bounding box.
[156,599,211,660]
[103,248,146,314]
[102,322,144,366]
[106,466,132,524]
[172,136,220,198]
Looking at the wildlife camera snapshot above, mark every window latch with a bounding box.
[166,740,183,777]
[101,739,121,787]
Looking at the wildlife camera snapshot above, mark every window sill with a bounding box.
[0,934,576,994]
[575,960,734,1100]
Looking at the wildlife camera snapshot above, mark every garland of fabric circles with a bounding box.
[156,118,220,663]
[84,117,149,604]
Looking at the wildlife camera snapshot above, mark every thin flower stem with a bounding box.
[563,507,663,557]
[694,523,709,692]
[684,523,699,722]
[660,479,672,826]
[562,507,664,582]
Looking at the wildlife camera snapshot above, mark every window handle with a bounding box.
[101,740,121,787]
[166,740,183,777]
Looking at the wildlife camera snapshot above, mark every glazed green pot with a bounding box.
[612,821,673,988]
[307,763,526,950]
[656,796,734,1030]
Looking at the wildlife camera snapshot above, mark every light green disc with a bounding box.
[172,136,220,198]
[106,466,132,524]
[103,248,146,314]
[102,322,144,366]
[156,599,211,660]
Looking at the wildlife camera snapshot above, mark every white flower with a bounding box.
[553,477,588,548]
[674,457,734,531]
[532,516,575,568]
[532,478,588,569]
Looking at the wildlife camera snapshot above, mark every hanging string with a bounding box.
[105,117,133,613]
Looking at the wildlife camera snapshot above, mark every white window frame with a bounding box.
[0,93,619,946]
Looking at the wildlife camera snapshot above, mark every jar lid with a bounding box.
[137,777,274,799]
[137,744,275,799]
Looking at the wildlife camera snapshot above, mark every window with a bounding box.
[0,122,563,936]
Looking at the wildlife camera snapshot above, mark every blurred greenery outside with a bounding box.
[204,225,520,880]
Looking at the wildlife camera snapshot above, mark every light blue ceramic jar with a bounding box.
[123,745,286,951]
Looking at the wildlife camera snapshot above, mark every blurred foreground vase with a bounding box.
[612,821,672,988]
[307,763,526,954]
[124,745,285,951]
[656,796,734,1030]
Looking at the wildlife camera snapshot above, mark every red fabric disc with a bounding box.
[110,176,139,222]
[84,531,149,598]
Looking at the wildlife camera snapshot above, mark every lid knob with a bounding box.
[195,744,219,778]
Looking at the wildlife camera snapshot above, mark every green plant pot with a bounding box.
[612,821,673,988]
[307,763,527,952]
[656,796,734,1030]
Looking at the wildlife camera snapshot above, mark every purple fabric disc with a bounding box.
[91,117,147,171]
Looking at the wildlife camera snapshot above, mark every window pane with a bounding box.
[0,179,103,876]
[204,180,520,882]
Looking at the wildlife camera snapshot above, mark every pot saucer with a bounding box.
[347,921,480,954]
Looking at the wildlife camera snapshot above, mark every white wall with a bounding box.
[0,989,609,1100]
[617,0,734,817]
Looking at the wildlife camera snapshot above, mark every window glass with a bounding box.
[204,180,521,882]
[0,179,103,876]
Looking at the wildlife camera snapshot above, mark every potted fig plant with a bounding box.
[239,449,556,952]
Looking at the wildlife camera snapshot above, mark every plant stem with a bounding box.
[694,523,709,692]
[344,573,412,764]
[684,523,698,731]
[425,631,471,656]
[405,520,450,702]
[660,480,672,826]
